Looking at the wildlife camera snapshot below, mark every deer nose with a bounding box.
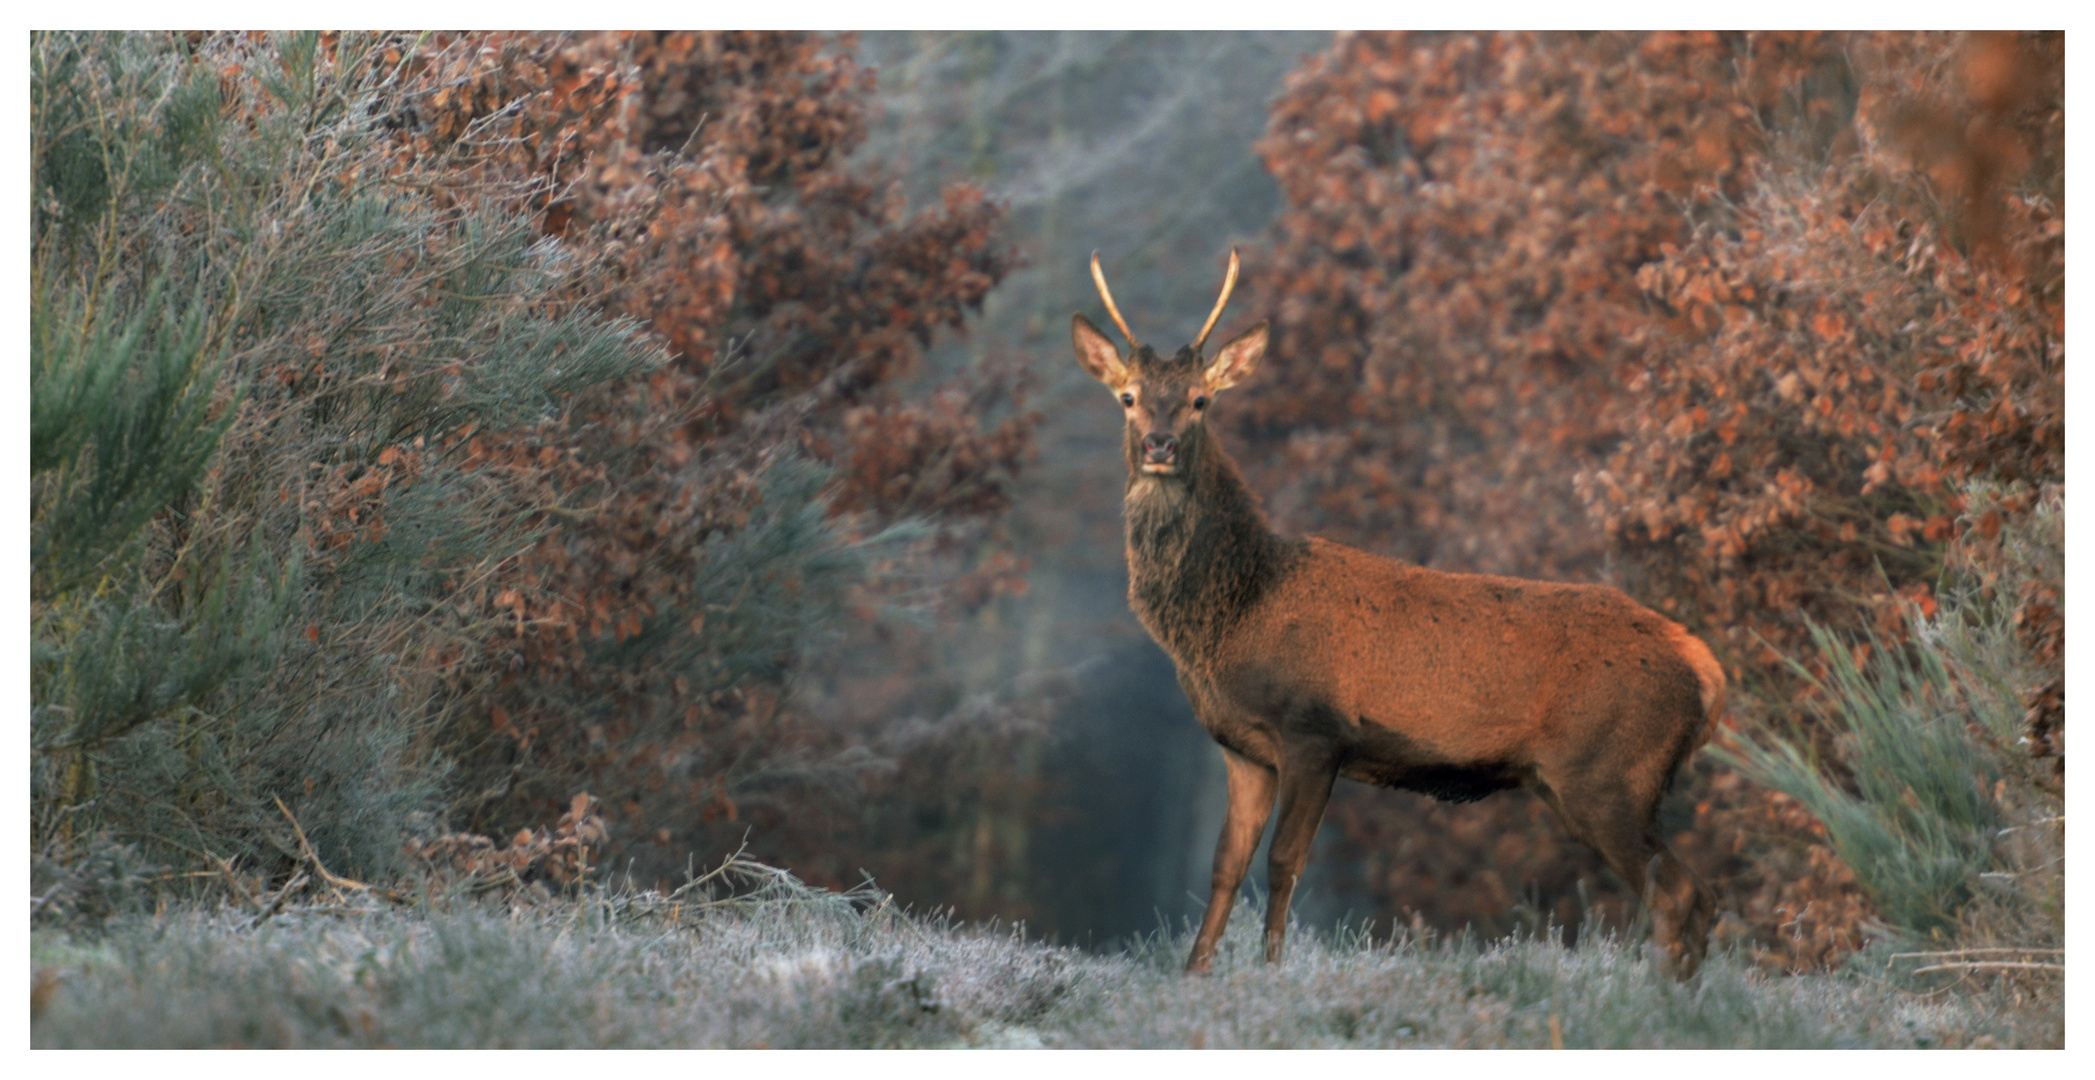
[1142,433,1178,461]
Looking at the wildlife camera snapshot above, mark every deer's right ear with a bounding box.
[1205,321,1268,392]
[1071,313,1129,387]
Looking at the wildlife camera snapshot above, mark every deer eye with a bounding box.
[1193,395,1209,410]
[1120,391,1135,407]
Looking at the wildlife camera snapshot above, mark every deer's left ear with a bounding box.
[1204,321,1268,392]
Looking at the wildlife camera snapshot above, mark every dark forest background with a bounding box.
[31,31,2062,973]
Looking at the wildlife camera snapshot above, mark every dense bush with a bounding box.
[32,30,660,890]
[29,31,1036,906]
[376,33,1043,890]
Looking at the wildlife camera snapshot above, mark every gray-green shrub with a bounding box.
[1714,546,2062,945]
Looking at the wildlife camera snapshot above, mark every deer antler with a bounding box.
[1192,248,1240,355]
[1090,251,1141,350]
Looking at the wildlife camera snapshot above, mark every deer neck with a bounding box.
[1122,432,1294,660]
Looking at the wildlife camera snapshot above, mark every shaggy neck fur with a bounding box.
[1123,423,1298,662]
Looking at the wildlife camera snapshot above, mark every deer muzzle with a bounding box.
[1141,432,1179,471]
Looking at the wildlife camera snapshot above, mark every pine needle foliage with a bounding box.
[30,280,233,595]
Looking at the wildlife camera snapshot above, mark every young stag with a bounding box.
[1073,251,1724,979]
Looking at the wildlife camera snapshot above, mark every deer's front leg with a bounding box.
[1262,742,1338,965]
[1185,746,1276,975]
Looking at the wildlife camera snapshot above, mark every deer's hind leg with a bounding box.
[1531,761,1713,980]
[1260,740,1339,965]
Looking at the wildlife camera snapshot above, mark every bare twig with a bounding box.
[1996,815,2065,835]
[273,795,410,905]
[209,851,267,913]
[1907,961,2064,976]
[30,884,68,918]
[1889,948,2065,960]
[245,872,310,927]
[1886,948,2064,981]
[674,111,710,157]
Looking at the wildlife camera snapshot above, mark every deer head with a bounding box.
[1072,250,1269,479]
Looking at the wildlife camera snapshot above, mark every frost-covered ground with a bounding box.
[30,877,2056,1049]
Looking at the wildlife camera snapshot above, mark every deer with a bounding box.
[1071,250,1725,980]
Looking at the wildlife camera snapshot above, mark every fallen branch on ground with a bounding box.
[1907,961,2064,976]
[273,796,410,905]
[1888,948,2064,961]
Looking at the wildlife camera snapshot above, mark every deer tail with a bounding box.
[1664,622,1727,744]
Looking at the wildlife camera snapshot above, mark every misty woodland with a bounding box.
[31,31,2060,1047]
